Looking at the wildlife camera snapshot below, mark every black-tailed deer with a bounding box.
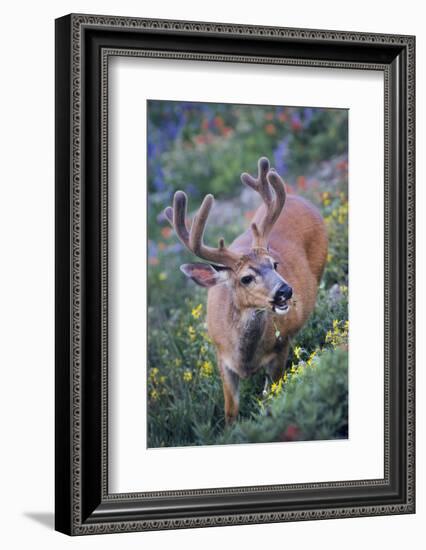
[165,157,328,424]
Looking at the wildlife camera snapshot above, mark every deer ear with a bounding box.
[180,263,231,288]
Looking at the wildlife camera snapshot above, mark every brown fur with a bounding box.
[166,159,328,425]
[207,194,327,423]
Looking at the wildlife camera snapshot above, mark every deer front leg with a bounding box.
[265,337,290,383]
[219,361,240,425]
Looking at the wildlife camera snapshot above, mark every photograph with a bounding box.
[147,100,349,448]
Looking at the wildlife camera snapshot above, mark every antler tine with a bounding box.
[267,169,286,222]
[164,191,239,268]
[164,191,191,248]
[190,194,241,266]
[240,157,273,206]
[189,194,215,257]
[241,157,286,248]
[256,169,286,245]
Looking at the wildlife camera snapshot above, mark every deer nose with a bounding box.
[275,283,293,301]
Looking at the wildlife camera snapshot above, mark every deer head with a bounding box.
[164,157,293,315]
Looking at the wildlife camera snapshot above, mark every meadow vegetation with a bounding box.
[147,101,348,447]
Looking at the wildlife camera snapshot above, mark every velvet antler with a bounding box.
[240,157,286,248]
[164,191,240,267]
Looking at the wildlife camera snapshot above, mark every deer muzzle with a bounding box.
[271,283,293,315]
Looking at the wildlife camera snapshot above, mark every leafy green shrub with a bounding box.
[218,347,348,445]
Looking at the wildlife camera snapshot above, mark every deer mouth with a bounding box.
[271,298,290,315]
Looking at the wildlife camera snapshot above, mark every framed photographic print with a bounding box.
[55,14,415,535]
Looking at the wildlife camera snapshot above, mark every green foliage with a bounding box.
[147,297,224,447]
[219,348,348,445]
[287,284,348,364]
[149,105,348,203]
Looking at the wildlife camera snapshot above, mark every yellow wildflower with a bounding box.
[321,191,331,206]
[183,370,193,382]
[191,303,203,319]
[150,389,159,401]
[326,319,349,348]
[293,345,302,360]
[158,272,167,281]
[188,326,196,341]
[340,284,348,296]
[337,203,348,224]
[270,379,284,396]
[149,367,159,380]
[307,350,317,366]
[200,360,213,378]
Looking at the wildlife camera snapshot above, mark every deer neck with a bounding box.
[229,303,268,372]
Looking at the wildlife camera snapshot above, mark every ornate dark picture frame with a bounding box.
[55,13,415,536]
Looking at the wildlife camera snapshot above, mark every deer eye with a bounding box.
[273,262,279,270]
[240,275,254,285]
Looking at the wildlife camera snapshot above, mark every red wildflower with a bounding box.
[297,175,307,191]
[284,424,300,441]
[336,159,348,172]
[195,134,207,145]
[291,119,302,131]
[149,257,159,266]
[161,227,172,239]
[265,123,276,135]
[279,424,300,442]
[214,115,225,129]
